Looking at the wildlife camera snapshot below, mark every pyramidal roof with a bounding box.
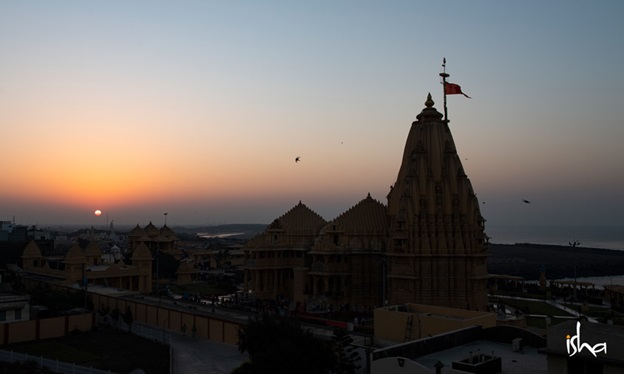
[271,201,327,235]
[128,224,148,237]
[22,240,42,259]
[160,224,178,239]
[64,245,87,264]
[132,242,152,261]
[331,193,388,234]
[144,221,161,237]
[84,240,102,257]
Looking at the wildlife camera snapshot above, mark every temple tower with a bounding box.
[132,242,153,292]
[64,245,88,284]
[386,94,488,311]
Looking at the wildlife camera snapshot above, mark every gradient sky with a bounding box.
[1,1,623,228]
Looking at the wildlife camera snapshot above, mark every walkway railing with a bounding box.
[0,349,116,374]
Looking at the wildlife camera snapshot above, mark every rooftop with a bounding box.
[416,340,546,374]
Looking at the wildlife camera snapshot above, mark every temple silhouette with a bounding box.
[244,93,489,311]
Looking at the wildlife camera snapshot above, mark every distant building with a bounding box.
[0,221,15,241]
[127,222,179,257]
[244,95,489,311]
[21,239,153,293]
[0,222,27,242]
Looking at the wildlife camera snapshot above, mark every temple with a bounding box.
[244,94,489,311]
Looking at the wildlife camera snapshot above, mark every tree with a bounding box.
[331,329,361,374]
[234,313,336,374]
[153,251,179,279]
[214,248,231,269]
[122,305,133,332]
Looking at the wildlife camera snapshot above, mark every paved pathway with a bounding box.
[170,331,248,374]
[495,294,600,322]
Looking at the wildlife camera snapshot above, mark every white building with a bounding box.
[0,291,30,323]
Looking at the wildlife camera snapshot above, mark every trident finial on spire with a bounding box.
[439,58,450,122]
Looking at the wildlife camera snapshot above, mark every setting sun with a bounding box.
[94,210,102,216]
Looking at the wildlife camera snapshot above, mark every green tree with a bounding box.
[234,313,336,374]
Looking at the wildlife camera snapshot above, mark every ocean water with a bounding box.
[486,225,624,251]
[557,275,624,289]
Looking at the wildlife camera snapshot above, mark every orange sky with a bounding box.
[1,2,624,227]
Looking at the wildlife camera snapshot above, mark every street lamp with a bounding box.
[157,213,168,306]
[156,245,160,305]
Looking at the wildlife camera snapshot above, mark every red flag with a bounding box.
[445,83,471,98]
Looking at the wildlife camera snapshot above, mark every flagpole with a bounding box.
[439,57,449,122]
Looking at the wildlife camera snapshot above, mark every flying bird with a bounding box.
[295,156,300,163]
[522,199,531,204]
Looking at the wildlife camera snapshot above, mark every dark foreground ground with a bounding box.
[487,243,624,281]
[6,325,169,374]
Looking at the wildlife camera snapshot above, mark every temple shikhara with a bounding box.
[244,94,489,311]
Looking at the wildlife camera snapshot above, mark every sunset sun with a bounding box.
[94,209,102,216]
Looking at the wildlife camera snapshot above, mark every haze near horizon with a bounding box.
[1,1,623,228]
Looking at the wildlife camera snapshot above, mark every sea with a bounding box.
[487,224,624,288]
[486,225,624,251]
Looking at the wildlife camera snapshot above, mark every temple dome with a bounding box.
[22,240,42,259]
[64,245,87,264]
[132,242,152,261]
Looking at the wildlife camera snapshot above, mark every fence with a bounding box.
[0,313,95,346]
[0,349,116,374]
[0,317,172,374]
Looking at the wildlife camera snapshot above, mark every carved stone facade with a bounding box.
[243,202,327,301]
[386,94,488,311]
[244,95,489,311]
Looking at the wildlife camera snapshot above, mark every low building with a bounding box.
[0,291,30,323]
[176,260,199,284]
[374,303,496,344]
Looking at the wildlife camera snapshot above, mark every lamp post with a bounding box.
[156,244,161,307]
[381,255,387,306]
[157,213,168,306]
